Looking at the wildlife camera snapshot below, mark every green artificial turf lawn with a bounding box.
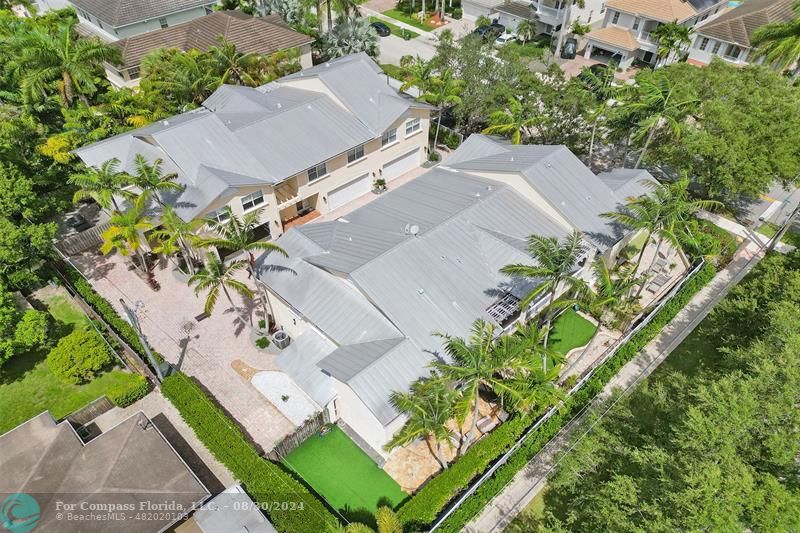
[382,9,436,31]
[548,309,597,355]
[283,425,407,514]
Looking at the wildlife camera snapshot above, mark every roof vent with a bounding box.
[404,223,410,235]
[410,224,420,236]
[545,162,552,168]
[325,62,330,67]
[162,120,169,126]
[277,103,282,108]
[486,185,493,191]
[417,288,425,295]
[510,156,514,162]
[475,192,481,198]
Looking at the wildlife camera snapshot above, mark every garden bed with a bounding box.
[382,8,436,31]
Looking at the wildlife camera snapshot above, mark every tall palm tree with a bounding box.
[100,193,154,272]
[431,320,543,442]
[601,179,721,296]
[151,206,204,275]
[482,97,534,145]
[209,37,262,87]
[69,158,129,211]
[578,62,621,167]
[188,254,254,315]
[751,1,800,71]
[516,20,534,44]
[9,21,121,106]
[651,20,693,65]
[622,72,697,169]
[130,154,183,207]
[141,48,219,105]
[420,68,463,150]
[500,231,587,358]
[400,56,433,94]
[385,378,456,469]
[199,206,288,327]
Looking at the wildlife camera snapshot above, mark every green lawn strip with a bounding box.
[548,309,596,355]
[757,221,800,247]
[283,425,406,514]
[41,293,90,329]
[381,9,435,32]
[369,16,419,39]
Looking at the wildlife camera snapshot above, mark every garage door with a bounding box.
[327,173,371,211]
[382,148,420,181]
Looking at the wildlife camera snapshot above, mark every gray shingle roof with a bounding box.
[69,0,213,27]
[695,0,795,47]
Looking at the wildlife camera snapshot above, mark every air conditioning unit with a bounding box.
[272,330,291,349]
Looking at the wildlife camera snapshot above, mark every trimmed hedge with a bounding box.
[398,262,717,530]
[107,374,151,407]
[160,372,338,533]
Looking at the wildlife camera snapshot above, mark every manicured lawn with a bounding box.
[548,309,597,355]
[382,9,436,31]
[757,221,800,248]
[381,63,407,82]
[369,16,419,39]
[498,41,547,59]
[283,425,407,514]
[0,293,141,434]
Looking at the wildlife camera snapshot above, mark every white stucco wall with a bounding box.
[71,3,215,40]
[332,380,406,458]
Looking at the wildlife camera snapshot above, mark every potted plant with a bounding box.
[373,178,387,194]
[255,336,271,350]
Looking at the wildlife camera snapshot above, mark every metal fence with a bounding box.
[429,259,706,531]
[267,409,331,461]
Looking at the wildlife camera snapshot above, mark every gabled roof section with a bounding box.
[70,0,213,27]
[695,0,795,46]
[586,26,640,51]
[605,0,706,22]
[318,338,406,382]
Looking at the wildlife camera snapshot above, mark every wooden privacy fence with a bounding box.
[268,410,330,461]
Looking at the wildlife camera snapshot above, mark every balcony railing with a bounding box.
[637,31,658,45]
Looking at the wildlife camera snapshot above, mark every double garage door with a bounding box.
[327,173,371,211]
[382,148,420,181]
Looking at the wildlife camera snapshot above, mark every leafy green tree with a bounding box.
[188,254,254,315]
[400,56,433,93]
[199,207,288,326]
[151,206,203,275]
[651,20,693,65]
[751,1,800,70]
[130,154,183,207]
[100,193,155,272]
[47,329,112,384]
[14,310,50,352]
[0,216,57,290]
[8,20,121,106]
[386,378,456,469]
[320,17,379,59]
[500,231,587,355]
[69,158,129,211]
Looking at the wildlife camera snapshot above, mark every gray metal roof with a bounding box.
[596,168,653,202]
[192,484,277,533]
[275,329,337,411]
[318,338,405,382]
[74,54,420,222]
[69,0,213,27]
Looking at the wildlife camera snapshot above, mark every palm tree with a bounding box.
[516,20,534,44]
[651,20,693,65]
[431,320,544,442]
[100,193,154,273]
[130,154,183,207]
[188,254,254,315]
[554,0,586,58]
[69,158,129,211]
[500,231,587,359]
[9,21,121,106]
[751,1,800,71]
[420,68,463,150]
[578,62,621,167]
[601,179,721,296]
[209,37,262,87]
[141,48,219,105]
[622,72,697,169]
[199,206,288,327]
[400,56,433,94]
[151,206,204,275]
[320,17,379,59]
[482,97,535,145]
[385,378,456,469]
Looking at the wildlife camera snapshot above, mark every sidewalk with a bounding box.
[697,210,795,253]
[466,240,765,532]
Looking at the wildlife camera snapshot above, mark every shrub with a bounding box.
[258,319,267,330]
[107,374,151,407]
[161,372,337,532]
[255,337,270,349]
[398,262,717,530]
[428,151,441,162]
[14,310,50,351]
[452,7,462,19]
[47,329,113,384]
[475,15,490,28]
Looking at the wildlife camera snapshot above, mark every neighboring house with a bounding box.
[0,411,209,532]
[75,53,433,246]
[69,0,216,41]
[583,0,728,69]
[472,0,606,37]
[255,134,655,459]
[105,11,315,88]
[687,0,796,67]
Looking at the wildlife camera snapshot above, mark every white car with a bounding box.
[494,33,517,47]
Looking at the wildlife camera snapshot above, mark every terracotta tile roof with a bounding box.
[114,11,314,69]
[586,25,641,51]
[606,0,705,22]
[695,0,795,46]
[70,0,213,27]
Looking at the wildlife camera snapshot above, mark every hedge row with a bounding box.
[398,262,717,530]
[160,372,338,533]
[107,374,151,407]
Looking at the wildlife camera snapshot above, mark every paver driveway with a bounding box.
[70,251,295,453]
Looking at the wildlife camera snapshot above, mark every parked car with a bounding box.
[494,33,517,47]
[370,21,391,37]
[561,37,577,59]
[473,23,505,41]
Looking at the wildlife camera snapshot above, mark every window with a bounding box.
[700,13,708,21]
[381,128,397,146]
[347,144,365,163]
[205,6,213,14]
[97,20,104,29]
[159,17,168,28]
[698,37,709,51]
[241,190,265,211]
[726,45,741,59]
[126,66,140,79]
[632,17,640,31]
[611,10,619,24]
[711,41,721,54]
[207,207,231,224]
[405,118,421,136]
[307,162,327,181]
